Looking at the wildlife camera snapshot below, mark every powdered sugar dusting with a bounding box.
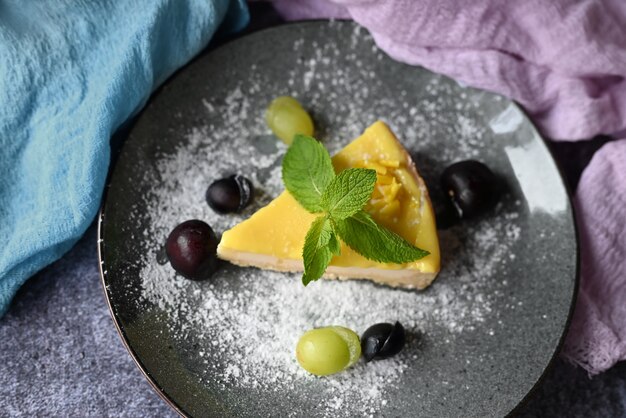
[131,25,524,417]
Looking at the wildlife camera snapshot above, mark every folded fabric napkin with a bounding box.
[0,0,248,315]
[263,0,626,374]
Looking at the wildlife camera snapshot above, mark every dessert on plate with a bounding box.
[217,121,440,289]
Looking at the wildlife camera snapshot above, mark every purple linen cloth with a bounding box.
[259,0,626,375]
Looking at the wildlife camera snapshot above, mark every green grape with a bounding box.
[296,326,361,376]
[265,96,314,144]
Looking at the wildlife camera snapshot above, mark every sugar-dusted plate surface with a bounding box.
[99,21,578,417]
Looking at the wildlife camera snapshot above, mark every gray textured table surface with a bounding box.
[2,5,626,417]
[1,224,626,417]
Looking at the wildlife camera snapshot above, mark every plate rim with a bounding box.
[503,130,581,416]
[98,209,187,417]
[98,20,580,418]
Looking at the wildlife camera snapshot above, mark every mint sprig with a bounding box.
[282,135,430,286]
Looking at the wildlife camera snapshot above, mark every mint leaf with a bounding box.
[302,215,338,285]
[328,229,341,256]
[333,210,429,263]
[282,135,335,213]
[320,168,377,219]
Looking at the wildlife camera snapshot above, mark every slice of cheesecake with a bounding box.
[217,121,440,289]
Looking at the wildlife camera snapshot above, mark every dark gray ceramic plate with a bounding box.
[99,21,578,417]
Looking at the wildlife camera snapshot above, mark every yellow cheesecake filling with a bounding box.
[217,121,440,286]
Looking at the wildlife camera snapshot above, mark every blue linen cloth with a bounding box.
[0,0,249,316]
